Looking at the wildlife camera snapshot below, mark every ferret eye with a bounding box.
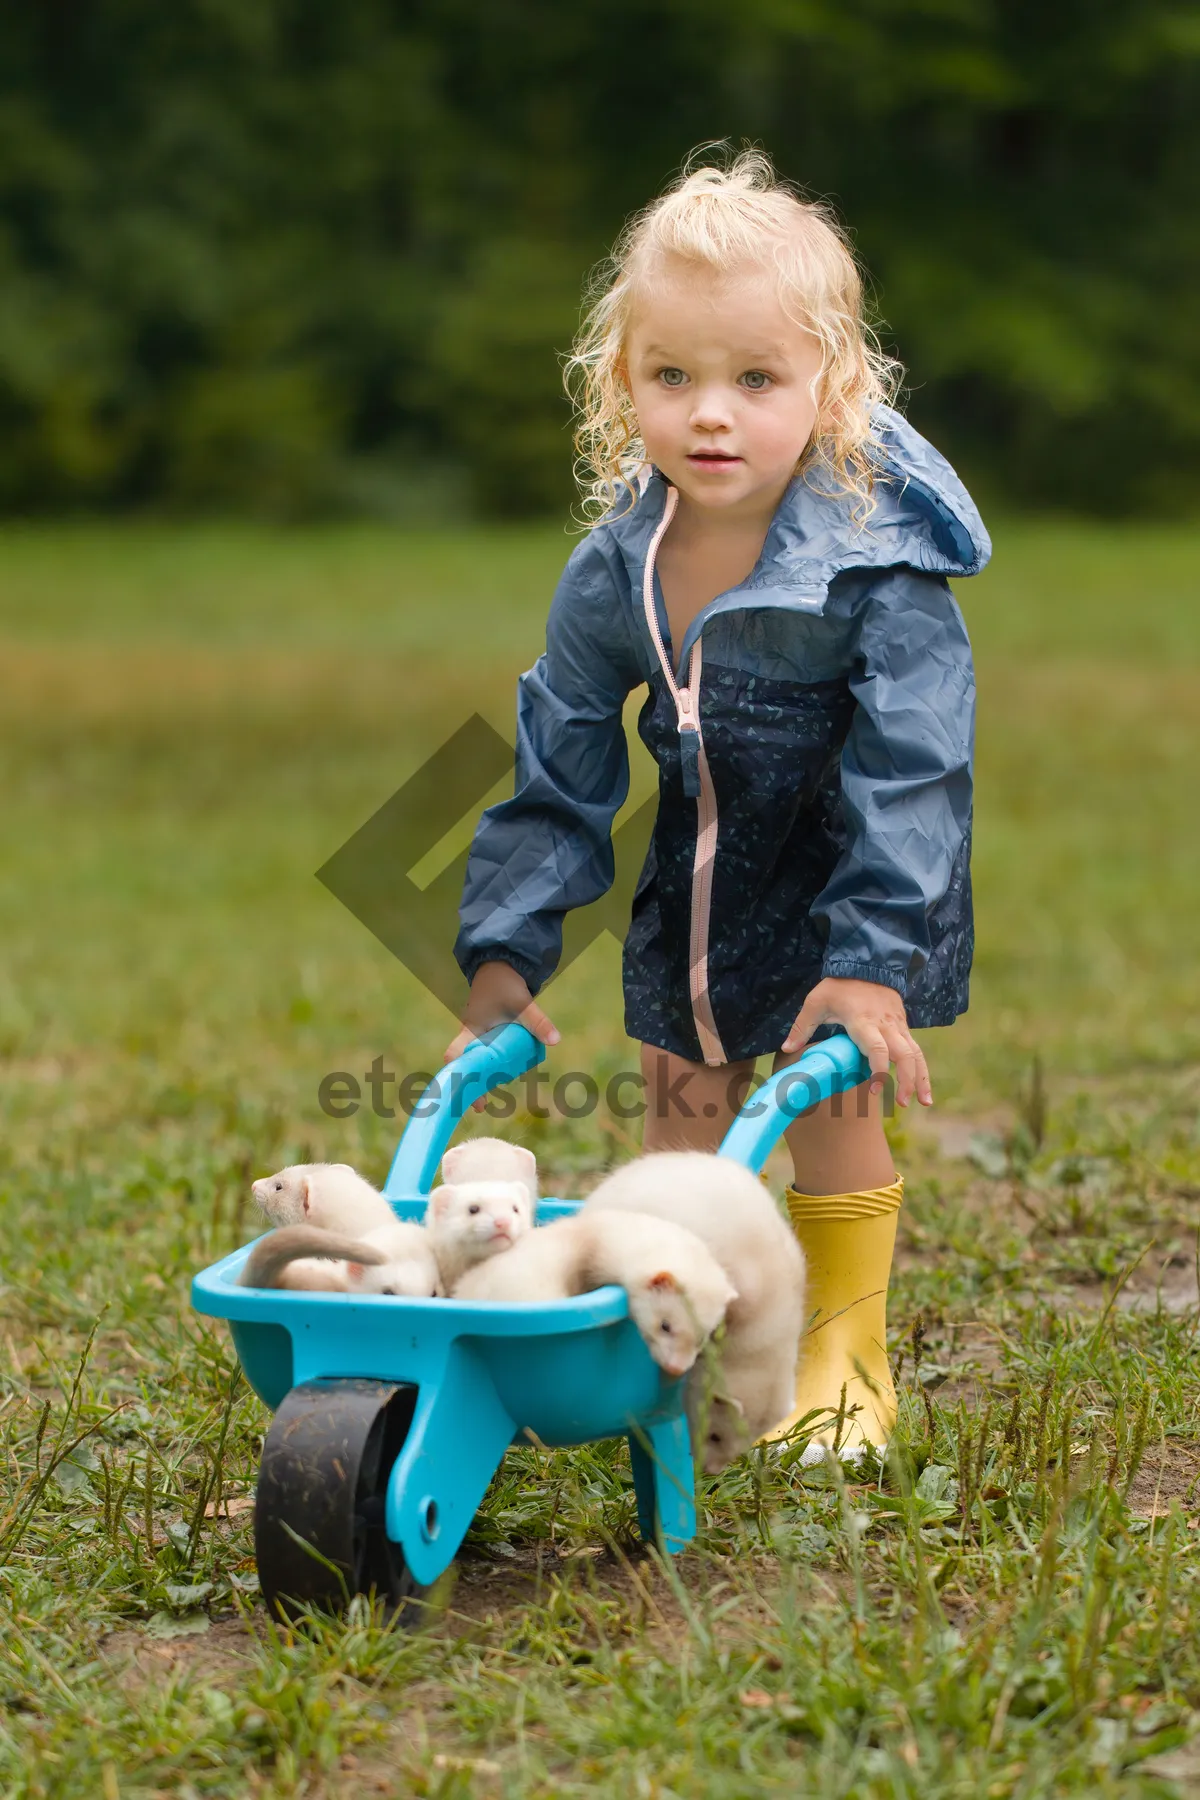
[709,1431,722,1444]
[382,1287,395,1296]
[659,1320,673,1333]
[274,1181,283,1190]
[468,1203,480,1215]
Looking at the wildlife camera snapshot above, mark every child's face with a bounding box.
[624,257,824,518]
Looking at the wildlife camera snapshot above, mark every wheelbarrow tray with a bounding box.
[191,1024,870,1601]
[192,1198,693,1584]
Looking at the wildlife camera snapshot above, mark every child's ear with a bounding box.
[647,1270,678,1293]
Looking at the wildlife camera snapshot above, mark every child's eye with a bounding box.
[657,367,687,388]
[740,370,772,392]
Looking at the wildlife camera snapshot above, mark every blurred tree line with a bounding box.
[0,0,1197,518]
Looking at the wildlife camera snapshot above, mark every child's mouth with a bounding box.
[687,451,741,467]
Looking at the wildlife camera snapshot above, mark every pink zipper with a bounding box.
[641,487,728,1067]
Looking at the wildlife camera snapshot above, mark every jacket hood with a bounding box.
[852,404,991,578]
[608,405,991,598]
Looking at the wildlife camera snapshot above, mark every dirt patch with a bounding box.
[1126,1439,1200,1516]
[1116,1250,1200,1315]
[442,1540,707,1651]
[893,1319,1010,1408]
[102,1615,261,1690]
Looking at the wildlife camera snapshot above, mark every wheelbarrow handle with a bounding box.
[716,1031,872,1175]
[382,1022,546,1199]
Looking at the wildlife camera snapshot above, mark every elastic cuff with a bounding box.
[459,946,543,993]
[820,958,909,1000]
[784,1175,904,1223]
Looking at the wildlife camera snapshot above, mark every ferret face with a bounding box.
[251,1165,311,1226]
[628,1268,736,1381]
[427,1180,532,1263]
[692,1393,752,1473]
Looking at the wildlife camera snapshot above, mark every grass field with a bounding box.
[1,517,1199,1796]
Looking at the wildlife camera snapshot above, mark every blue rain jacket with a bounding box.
[454,406,990,1066]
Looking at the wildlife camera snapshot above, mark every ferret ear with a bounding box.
[427,1184,451,1217]
[647,1270,678,1293]
[728,1395,747,1420]
[300,1174,312,1217]
[345,1262,365,1282]
[511,1145,538,1193]
[440,1145,466,1183]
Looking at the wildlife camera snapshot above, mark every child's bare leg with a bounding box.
[638,1044,759,1153]
[637,1042,895,1181]
[770,1046,895,1194]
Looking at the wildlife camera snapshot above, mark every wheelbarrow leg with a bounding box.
[628,1414,696,1555]
[385,1338,517,1586]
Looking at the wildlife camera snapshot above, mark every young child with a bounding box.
[443,148,990,1455]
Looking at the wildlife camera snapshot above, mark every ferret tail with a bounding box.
[240,1224,387,1289]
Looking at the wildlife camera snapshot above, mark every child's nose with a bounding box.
[688,385,734,430]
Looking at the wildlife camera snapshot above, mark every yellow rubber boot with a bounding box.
[761,1176,904,1458]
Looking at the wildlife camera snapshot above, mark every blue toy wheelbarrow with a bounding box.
[191,1023,869,1619]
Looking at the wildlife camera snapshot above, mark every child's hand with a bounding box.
[782,977,932,1107]
[443,961,560,1113]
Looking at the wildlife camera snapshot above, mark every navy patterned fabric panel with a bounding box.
[623,664,971,1062]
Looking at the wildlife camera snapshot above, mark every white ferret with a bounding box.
[251,1162,397,1235]
[423,1136,537,1289]
[248,1162,440,1295]
[240,1220,444,1297]
[440,1137,538,1199]
[452,1208,736,1380]
[582,1152,807,1471]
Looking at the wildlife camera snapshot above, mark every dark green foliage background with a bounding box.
[1,0,1197,517]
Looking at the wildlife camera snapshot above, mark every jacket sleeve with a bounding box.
[454,538,641,996]
[810,568,975,999]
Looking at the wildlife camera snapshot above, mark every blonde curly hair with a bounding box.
[564,145,902,525]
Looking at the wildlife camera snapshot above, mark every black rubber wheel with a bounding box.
[255,1378,425,1622]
